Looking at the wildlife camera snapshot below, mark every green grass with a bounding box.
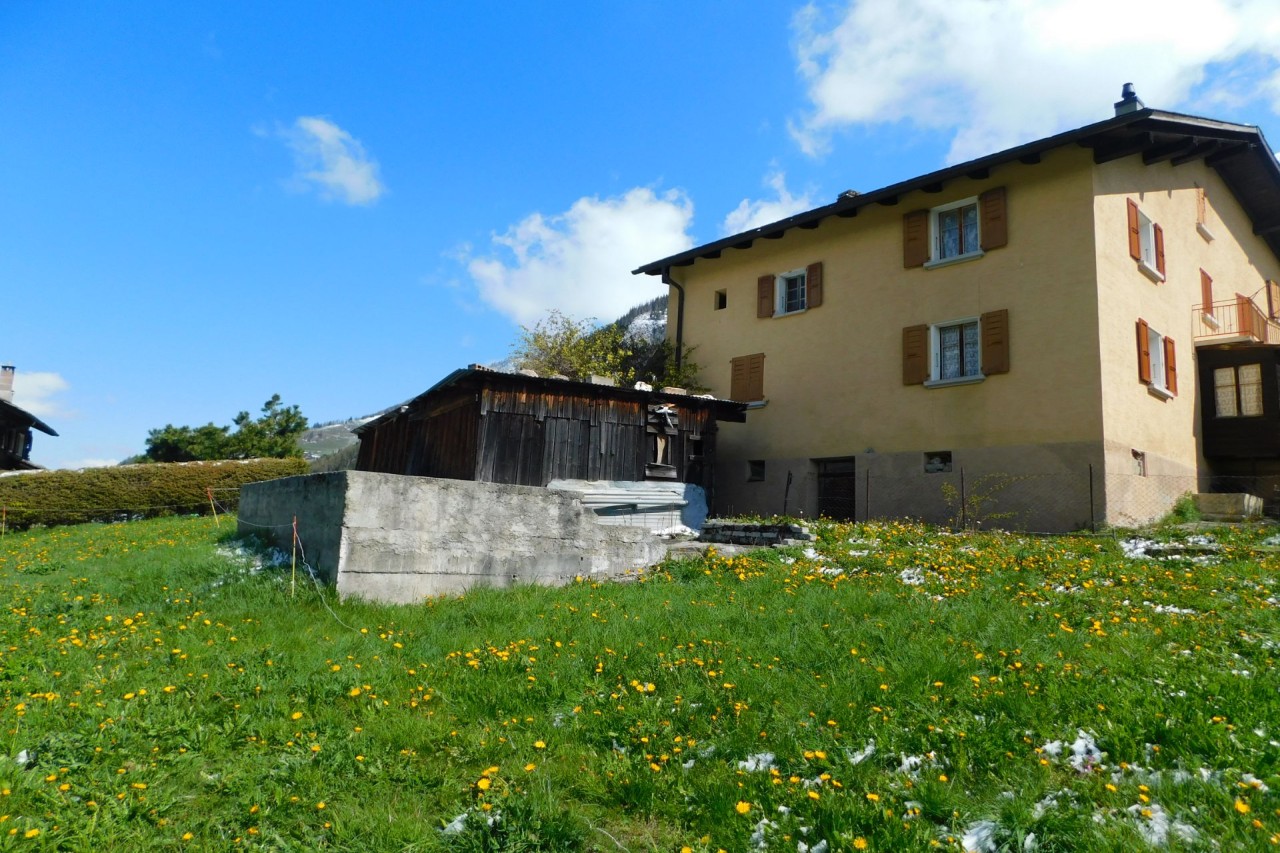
[0,517,1275,850]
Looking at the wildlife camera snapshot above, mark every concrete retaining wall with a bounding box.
[238,472,666,604]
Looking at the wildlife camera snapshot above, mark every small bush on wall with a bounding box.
[0,458,308,529]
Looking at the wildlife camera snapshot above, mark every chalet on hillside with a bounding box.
[0,366,58,471]
[353,366,746,500]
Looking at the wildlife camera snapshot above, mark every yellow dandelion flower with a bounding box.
[1235,799,1251,814]
[534,740,546,749]
[735,801,751,815]
[476,778,491,791]
[290,711,303,720]
[854,839,868,850]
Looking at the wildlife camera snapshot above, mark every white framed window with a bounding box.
[928,318,982,385]
[927,197,983,267]
[1148,326,1167,392]
[776,270,807,316]
[1214,364,1263,417]
[1127,199,1165,282]
[1136,209,1161,281]
[1136,317,1177,399]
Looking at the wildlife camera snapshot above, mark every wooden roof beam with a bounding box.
[1206,143,1254,166]
[1091,132,1153,164]
[1143,138,1201,165]
[1170,140,1221,166]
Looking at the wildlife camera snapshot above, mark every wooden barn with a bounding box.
[353,366,745,497]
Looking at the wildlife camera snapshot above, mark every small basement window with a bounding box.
[714,290,727,310]
[748,460,766,482]
[924,451,952,473]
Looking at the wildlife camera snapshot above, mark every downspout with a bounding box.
[661,266,685,370]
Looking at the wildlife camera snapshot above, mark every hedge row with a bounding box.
[0,458,309,530]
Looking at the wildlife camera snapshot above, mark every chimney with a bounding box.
[0,365,13,403]
[1114,82,1144,116]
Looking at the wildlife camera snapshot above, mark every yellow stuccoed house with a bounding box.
[635,86,1280,532]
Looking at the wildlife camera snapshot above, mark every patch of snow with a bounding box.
[738,752,775,772]
[1125,802,1198,846]
[1068,730,1104,772]
[847,740,876,765]
[441,812,468,834]
[899,567,927,586]
[961,819,1000,853]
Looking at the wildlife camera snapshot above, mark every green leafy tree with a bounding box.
[140,395,307,462]
[511,309,703,389]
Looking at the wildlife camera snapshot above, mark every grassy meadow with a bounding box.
[0,515,1275,851]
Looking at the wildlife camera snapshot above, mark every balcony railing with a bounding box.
[1192,297,1280,344]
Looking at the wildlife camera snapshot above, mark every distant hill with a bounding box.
[297,416,375,463]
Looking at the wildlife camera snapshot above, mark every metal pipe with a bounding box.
[661,266,686,370]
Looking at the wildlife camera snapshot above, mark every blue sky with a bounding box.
[3,1,1279,468]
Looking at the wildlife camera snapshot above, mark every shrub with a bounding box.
[0,458,308,530]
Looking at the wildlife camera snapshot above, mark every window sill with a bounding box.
[1138,261,1165,283]
[923,250,985,271]
[1147,383,1174,401]
[773,307,808,319]
[745,400,769,409]
[924,374,985,389]
[1197,222,1215,242]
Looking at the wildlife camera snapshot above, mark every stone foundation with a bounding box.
[238,472,666,604]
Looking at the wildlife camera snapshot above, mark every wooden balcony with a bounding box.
[1192,297,1280,345]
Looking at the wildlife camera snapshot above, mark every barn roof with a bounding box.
[354,365,747,435]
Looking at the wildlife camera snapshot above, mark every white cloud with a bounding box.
[281,116,385,205]
[722,171,814,235]
[56,459,119,471]
[466,188,695,326]
[10,371,70,420]
[791,0,1280,163]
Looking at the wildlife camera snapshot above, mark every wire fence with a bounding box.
[777,466,1280,533]
[4,468,1279,540]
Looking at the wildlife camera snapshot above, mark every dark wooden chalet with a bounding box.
[0,397,57,471]
[354,366,746,496]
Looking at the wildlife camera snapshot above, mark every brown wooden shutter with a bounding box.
[1154,223,1165,276]
[903,210,929,267]
[1200,269,1214,310]
[756,275,775,318]
[1136,318,1151,384]
[903,324,928,385]
[1127,199,1142,260]
[1268,280,1280,320]
[979,187,1007,250]
[730,356,748,400]
[746,353,765,401]
[806,261,824,308]
[980,308,1010,375]
[1164,337,1177,395]
[730,354,765,402]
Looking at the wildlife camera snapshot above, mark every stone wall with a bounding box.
[698,520,814,547]
[238,472,666,604]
